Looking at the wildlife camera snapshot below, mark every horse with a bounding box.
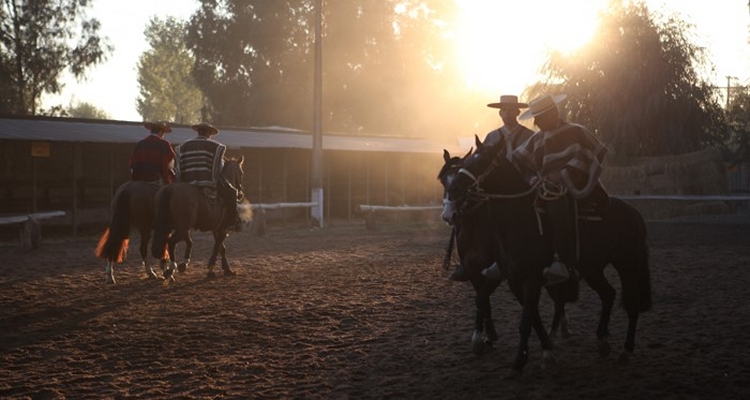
[438,149,577,357]
[444,136,652,376]
[95,180,168,284]
[150,156,247,281]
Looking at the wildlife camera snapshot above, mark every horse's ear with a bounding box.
[443,149,450,163]
[238,155,244,165]
[474,134,482,148]
[463,148,473,159]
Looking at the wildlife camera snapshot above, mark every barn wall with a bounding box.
[0,141,446,231]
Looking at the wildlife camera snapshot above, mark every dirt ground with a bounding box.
[1,216,749,399]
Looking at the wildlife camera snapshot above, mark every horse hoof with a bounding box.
[504,369,523,380]
[617,350,632,365]
[598,340,612,358]
[223,269,236,276]
[177,263,188,273]
[472,339,486,356]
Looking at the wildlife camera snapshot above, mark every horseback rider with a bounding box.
[175,122,242,232]
[129,121,176,185]
[512,93,609,285]
[449,95,535,282]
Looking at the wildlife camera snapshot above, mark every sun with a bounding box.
[454,0,602,99]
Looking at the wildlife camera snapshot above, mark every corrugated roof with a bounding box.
[0,116,467,154]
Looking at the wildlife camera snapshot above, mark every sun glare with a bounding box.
[455,0,602,98]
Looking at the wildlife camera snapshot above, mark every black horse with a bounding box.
[438,149,578,357]
[445,137,652,376]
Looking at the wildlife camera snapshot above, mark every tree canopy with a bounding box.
[0,0,111,115]
[66,100,110,119]
[186,0,466,137]
[136,16,202,124]
[535,1,728,159]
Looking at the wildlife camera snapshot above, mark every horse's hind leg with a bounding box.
[105,261,116,284]
[177,231,193,273]
[140,229,159,280]
[585,268,616,358]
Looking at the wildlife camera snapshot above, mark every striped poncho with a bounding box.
[512,122,608,199]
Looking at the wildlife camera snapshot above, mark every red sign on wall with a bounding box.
[31,142,50,157]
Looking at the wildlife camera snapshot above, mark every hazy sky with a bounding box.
[42,0,750,122]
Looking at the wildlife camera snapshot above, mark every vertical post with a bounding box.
[32,157,37,212]
[72,143,79,238]
[310,0,324,228]
[727,76,732,108]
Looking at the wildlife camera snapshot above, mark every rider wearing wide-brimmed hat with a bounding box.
[129,121,176,185]
[175,122,242,231]
[512,93,609,285]
[448,95,535,283]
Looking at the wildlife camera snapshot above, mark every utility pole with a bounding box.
[311,0,324,228]
[727,76,737,108]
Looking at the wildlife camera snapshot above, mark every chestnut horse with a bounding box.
[95,181,168,284]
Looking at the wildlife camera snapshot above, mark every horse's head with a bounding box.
[443,135,527,222]
[438,148,471,225]
[222,155,245,198]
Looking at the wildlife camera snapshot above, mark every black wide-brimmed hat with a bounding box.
[144,121,172,133]
[487,95,529,109]
[191,122,219,135]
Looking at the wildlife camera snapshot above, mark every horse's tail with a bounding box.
[621,205,653,313]
[151,185,173,259]
[95,189,131,263]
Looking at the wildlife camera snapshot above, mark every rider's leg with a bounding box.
[544,197,573,285]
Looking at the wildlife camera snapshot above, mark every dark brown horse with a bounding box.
[438,149,577,356]
[151,157,247,281]
[445,137,651,377]
[95,181,168,284]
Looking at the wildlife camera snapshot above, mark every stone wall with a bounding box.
[600,148,732,219]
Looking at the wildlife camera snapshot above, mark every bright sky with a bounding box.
[43,0,750,122]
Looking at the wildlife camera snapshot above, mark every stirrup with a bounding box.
[543,255,569,286]
[481,262,503,280]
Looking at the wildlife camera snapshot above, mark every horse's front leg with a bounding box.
[219,237,235,276]
[206,231,227,278]
[472,278,500,355]
[509,280,551,378]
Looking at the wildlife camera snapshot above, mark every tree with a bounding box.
[725,87,750,161]
[186,0,465,138]
[66,100,110,119]
[136,16,202,124]
[535,1,727,159]
[0,0,111,115]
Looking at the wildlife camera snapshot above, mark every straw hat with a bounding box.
[191,122,219,135]
[487,95,529,109]
[144,121,172,133]
[519,94,567,120]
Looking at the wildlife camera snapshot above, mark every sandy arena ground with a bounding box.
[1,217,749,399]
